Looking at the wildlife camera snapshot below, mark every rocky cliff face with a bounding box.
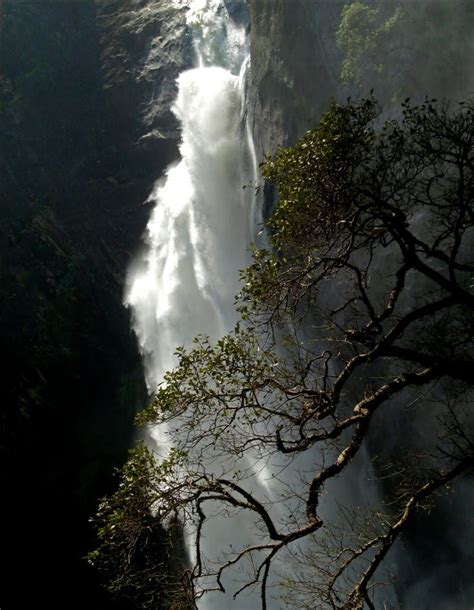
[247,0,345,159]
[0,1,190,607]
[246,0,345,219]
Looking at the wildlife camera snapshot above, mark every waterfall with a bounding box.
[122,3,474,607]
[125,0,265,607]
[124,4,397,608]
[124,4,380,607]
[126,0,252,392]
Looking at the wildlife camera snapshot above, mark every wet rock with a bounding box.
[224,0,250,27]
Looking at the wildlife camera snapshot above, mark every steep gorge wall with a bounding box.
[0,1,190,607]
[246,0,345,219]
[247,0,344,159]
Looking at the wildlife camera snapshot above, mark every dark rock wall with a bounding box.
[247,0,345,159]
[0,1,190,607]
[248,0,474,157]
[246,0,345,220]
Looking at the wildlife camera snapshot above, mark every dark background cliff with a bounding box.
[0,1,190,607]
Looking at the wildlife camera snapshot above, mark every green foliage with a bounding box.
[243,96,384,318]
[336,1,404,88]
[139,331,275,422]
[91,98,474,609]
[243,95,474,324]
[262,97,378,250]
[89,444,191,609]
[336,0,474,103]
[240,97,381,319]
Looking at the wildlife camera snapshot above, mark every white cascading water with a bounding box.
[125,1,270,607]
[126,0,256,392]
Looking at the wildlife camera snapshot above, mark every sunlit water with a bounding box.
[125,1,270,607]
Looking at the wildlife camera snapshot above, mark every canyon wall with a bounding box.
[0,1,190,607]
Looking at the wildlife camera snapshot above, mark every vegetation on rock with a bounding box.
[336,0,474,103]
